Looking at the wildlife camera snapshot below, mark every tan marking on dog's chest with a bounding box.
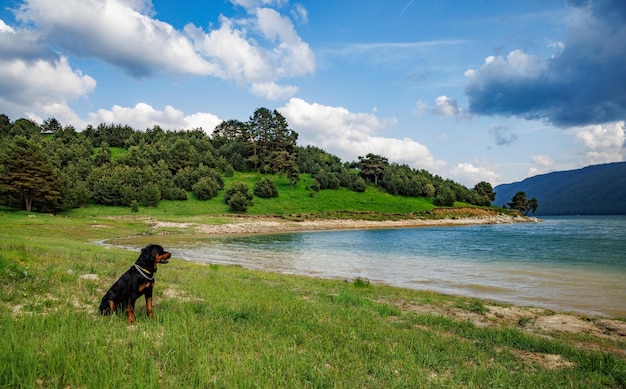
[138,282,153,293]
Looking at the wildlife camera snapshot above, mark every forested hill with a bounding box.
[0,111,496,213]
[493,162,626,215]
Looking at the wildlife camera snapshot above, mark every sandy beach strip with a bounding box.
[153,212,535,235]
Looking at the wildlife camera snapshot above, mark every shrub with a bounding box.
[163,187,188,201]
[228,192,252,212]
[349,176,367,192]
[193,177,220,200]
[224,181,253,212]
[309,179,321,192]
[254,177,279,198]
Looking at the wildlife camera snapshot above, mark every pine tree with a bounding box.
[0,137,61,211]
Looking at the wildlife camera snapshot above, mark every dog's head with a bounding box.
[136,244,171,272]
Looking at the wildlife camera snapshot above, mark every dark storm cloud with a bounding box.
[465,0,626,127]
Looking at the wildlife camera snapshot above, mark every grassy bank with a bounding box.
[1,208,624,387]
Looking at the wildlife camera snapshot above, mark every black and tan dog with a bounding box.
[99,244,171,323]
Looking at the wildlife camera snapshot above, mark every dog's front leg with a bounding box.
[145,285,154,319]
[146,295,153,318]
[127,299,136,323]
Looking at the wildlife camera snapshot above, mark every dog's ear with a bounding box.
[137,244,155,266]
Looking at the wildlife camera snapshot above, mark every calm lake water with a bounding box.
[107,216,626,318]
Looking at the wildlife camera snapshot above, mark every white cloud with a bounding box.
[415,96,471,119]
[0,19,15,33]
[531,154,554,167]
[433,95,471,118]
[279,98,445,171]
[230,0,288,9]
[250,82,298,100]
[292,4,308,24]
[0,56,96,126]
[88,103,222,132]
[255,7,315,78]
[449,163,499,187]
[16,0,315,98]
[575,121,625,165]
[16,0,217,77]
[413,100,429,116]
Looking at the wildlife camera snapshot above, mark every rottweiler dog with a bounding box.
[99,244,171,323]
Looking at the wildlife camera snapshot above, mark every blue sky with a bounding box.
[1,0,624,186]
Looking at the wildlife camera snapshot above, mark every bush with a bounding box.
[254,177,278,198]
[309,179,321,192]
[193,177,220,200]
[224,181,253,212]
[349,176,367,192]
[163,187,188,201]
[228,192,251,212]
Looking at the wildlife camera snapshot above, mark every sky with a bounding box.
[0,0,624,187]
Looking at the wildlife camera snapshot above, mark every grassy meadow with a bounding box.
[1,192,625,387]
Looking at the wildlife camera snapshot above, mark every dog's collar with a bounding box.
[134,264,154,281]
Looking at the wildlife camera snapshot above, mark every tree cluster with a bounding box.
[0,110,498,213]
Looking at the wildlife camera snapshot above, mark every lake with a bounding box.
[107,216,626,318]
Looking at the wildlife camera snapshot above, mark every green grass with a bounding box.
[0,208,624,387]
[65,172,437,220]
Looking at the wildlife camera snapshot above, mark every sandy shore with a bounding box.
[154,211,535,236]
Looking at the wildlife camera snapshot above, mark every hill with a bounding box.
[493,162,626,215]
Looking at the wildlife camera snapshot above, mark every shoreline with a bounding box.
[124,213,626,343]
[152,212,536,236]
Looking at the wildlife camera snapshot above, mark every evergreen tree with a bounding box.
[0,137,61,211]
[507,191,539,215]
[358,153,388,185]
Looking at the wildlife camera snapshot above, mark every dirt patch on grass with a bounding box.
[507,349,576,370]
[392,300,625,355]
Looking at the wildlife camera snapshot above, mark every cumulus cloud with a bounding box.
[575,121,625,164]
[488,125,519,146]
[449,163,499,187]
[88,103,222,132]
[15,0,218,77]
[14,0,314,98]
[0,18,96,125]
[0,55,96,127]
[414,96,471,119]
[279,98,445,171]
[433,96,471,118]
[465,0,626,127]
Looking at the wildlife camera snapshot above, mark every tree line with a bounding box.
[0,109,500,213]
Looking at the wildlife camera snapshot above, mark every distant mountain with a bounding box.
[493,162,626,215]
